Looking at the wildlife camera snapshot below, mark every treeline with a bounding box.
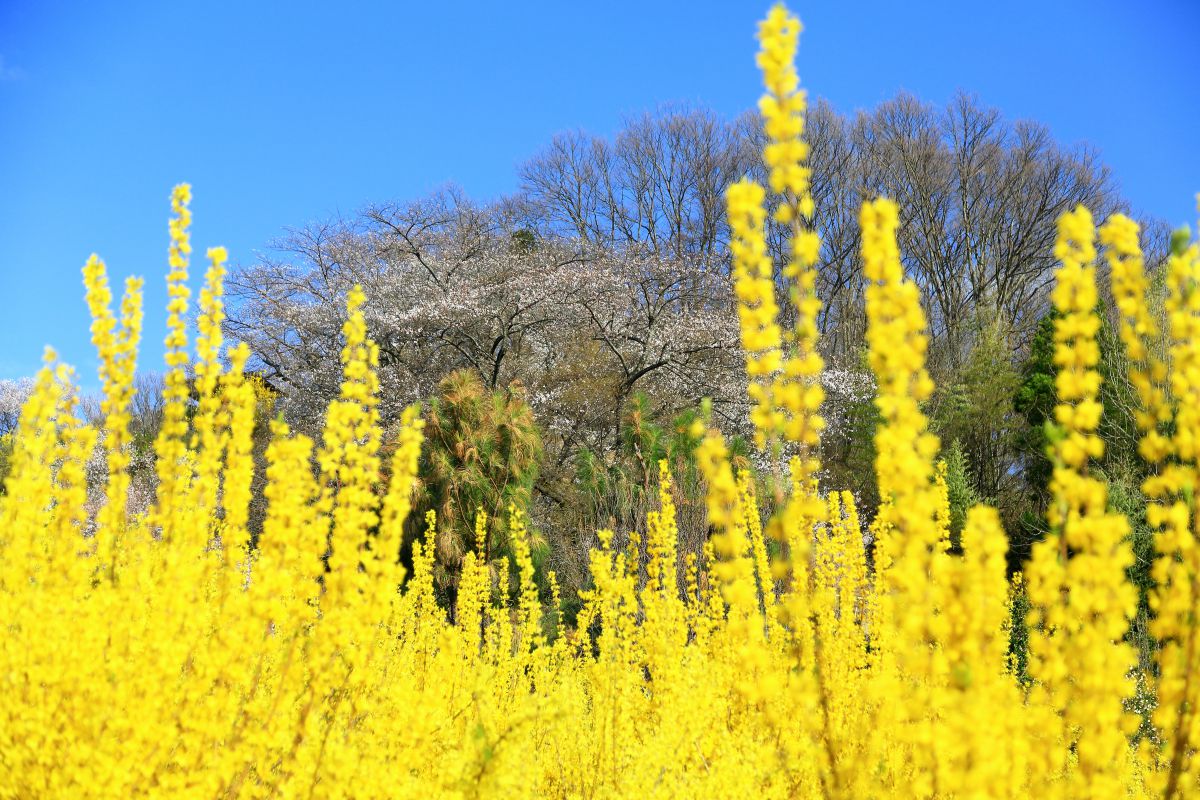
[4,92,1165,615]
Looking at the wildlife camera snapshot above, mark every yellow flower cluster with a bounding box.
[1102,215,1171,463]
[727,178,785,446]
[1,6,1197,798]
[1145,215,1200,796]
[1024,206,1139,797]
[733,3,827,474]
[934,458,951,551]
[1100,211,1200,795]
[730,7,830,665]
[82,254,143,564]
[859,198,941,634]
[757,4,814,208]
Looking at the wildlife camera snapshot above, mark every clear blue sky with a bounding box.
[1,0,1197,386]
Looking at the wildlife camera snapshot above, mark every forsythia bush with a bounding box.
[2,5,1199,798]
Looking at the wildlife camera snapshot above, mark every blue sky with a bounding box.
[1,0,1197,386]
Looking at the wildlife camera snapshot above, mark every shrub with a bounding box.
[412,368,543,606]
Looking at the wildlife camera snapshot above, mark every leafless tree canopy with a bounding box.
[515,96,1126,368]
[225,92,1147,528]
[514,104,760,265]
[226,189,745,486]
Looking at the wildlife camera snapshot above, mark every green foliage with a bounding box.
[510,228,537,254]
[413,369,544,601]
[558,392,720,622]
[1007,575,1032,687]
[941,439,978,549]
[1170,225,1192,257]
[1103,460,1156,659]
[931,312,1022,508]
[622,392,706,490]
[1014,308,1145,571]
[0,433,13,496]
[1011,313,1059,571]
[574,392,708,528]
[1014,312,1057,486]
[1095,313,1142,471]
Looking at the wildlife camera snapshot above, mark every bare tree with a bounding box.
[517,104,757,264]
[0,378,33,437]
[224,190,749,495]
[848,92,1120,368]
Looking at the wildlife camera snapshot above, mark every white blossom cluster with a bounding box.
[225,194,746,461]
[83,439,156,534]
[0,377,34,436]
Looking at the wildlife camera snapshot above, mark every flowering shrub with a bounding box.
[2,4,1199,798]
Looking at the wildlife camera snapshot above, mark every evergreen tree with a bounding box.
[941,438,979,550]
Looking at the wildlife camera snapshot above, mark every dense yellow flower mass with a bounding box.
[1,4,1198,798]
[1024,205,1141,798]
[1145,210,1200,797]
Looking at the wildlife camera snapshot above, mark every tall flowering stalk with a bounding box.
[748,16,834,727]
[727,180,785,448]
[859,197,945,794]
[859,198,942,620]
[728,4,825,487]
[153,183,196,548]
[1025,205,1138,796]
[725,14,850,790]
[1141,216,1200,797]
[757,4,825,464]
[82,255,143,566]
[317,284,384,609]
[190,244,230,530]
